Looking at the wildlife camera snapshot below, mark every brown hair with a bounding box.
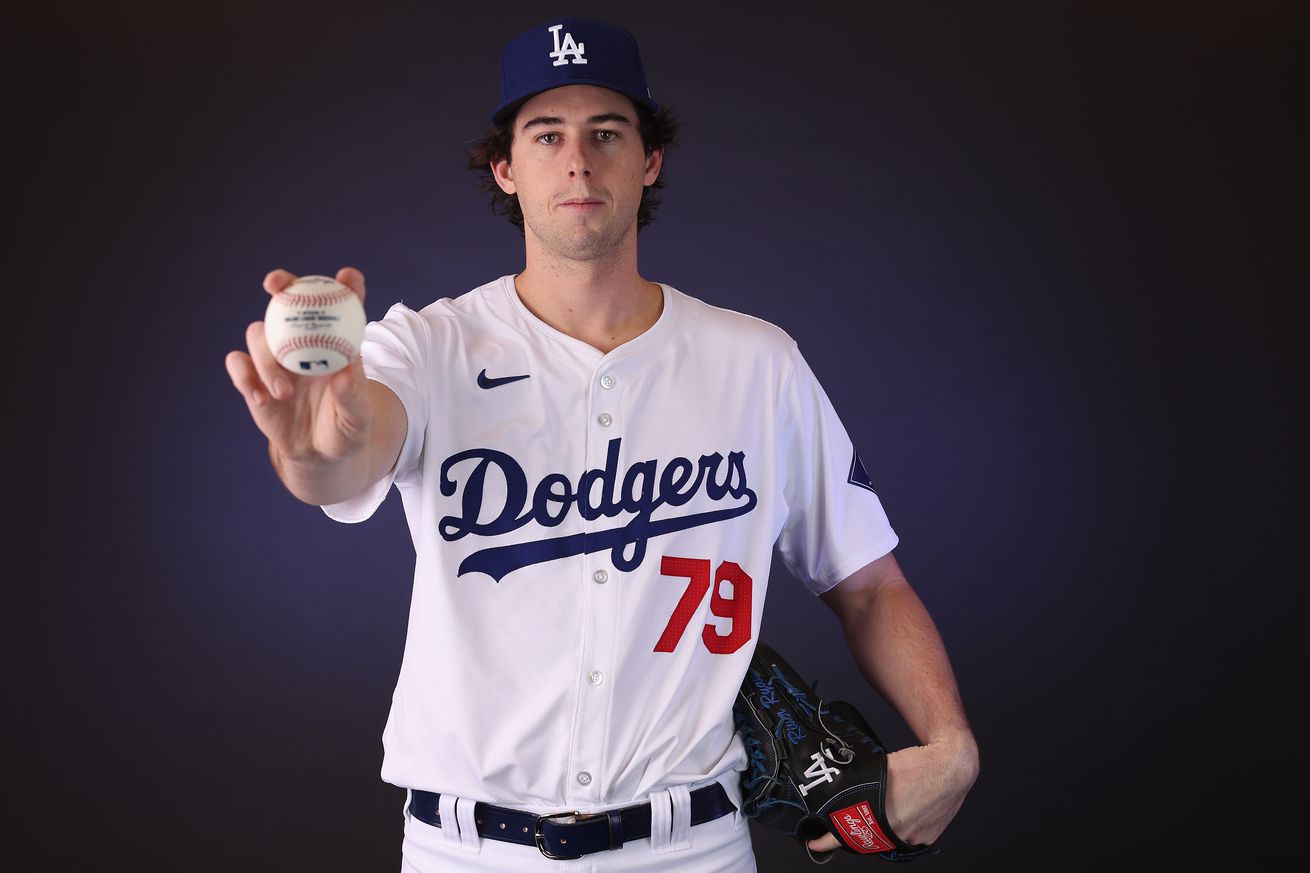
[465,101,680,234]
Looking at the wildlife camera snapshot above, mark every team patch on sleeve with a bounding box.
[847,451,878,493]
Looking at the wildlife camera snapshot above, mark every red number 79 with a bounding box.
[653,556,753,655]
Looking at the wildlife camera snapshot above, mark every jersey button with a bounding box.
[587,670,604,686]
[597,412,613,427]
[577,771,593,786]
[600,374,616,389]
[592,569,608,584]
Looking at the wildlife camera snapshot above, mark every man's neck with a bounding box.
[513,244,663,354]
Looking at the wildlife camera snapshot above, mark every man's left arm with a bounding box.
[808,551,981,854]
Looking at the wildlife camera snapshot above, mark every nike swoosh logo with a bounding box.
[477,369,531,389]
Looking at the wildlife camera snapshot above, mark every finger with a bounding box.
[263,268,298,296]
[245,320,294,401]
[807,834,840,853]
[336,265,367,304]
[225,349,270,408]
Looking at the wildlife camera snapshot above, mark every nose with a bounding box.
[565,138,591,178]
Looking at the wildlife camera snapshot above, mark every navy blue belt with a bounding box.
[408,782,736,860]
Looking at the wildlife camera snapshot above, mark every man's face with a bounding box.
[492,84,663,262]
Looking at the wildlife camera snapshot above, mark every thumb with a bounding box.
[326,356,370,422]
[807,833,841,854]
[336,265,367,304]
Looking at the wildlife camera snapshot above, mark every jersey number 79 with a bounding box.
[653,555,753,655]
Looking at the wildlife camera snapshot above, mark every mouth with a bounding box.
[559,198,605,209]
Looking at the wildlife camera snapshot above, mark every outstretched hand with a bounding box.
[225,266,373,467]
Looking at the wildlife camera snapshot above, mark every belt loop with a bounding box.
[455,797,482,853]
[607,809,625,850]
[437,794,462,848]
[667,783,693,851]
[649,787,691,855]
[648,789,673,854]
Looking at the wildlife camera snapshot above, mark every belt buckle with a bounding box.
[534,810,583,860]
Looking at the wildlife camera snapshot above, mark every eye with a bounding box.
[594,129,618,142]
[536,132,561,145]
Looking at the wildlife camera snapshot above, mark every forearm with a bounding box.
[815,559,980,852]
[829,575,975,752]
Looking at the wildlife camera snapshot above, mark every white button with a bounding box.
[577,771,593,786]
[593,569,608,584]
[588,670,604,686]
[600,374,616,389]
[597,413,613,427]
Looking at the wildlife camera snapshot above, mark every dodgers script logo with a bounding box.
[439,437,756,581]
[548,24,588,66]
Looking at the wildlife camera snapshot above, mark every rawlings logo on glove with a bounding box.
[733,642,935,864]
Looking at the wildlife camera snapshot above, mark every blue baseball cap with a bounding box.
[492,17,659,126]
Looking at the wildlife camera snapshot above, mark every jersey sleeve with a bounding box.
[321,302,430,524]
[775,342,899,595]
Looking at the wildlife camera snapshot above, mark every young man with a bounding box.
[225,17,977,872]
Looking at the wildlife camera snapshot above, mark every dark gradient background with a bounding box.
[15,2,1302,870]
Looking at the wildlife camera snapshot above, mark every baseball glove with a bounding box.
[733,642,934,864]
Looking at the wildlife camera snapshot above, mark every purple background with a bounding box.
[15,2,1300,869]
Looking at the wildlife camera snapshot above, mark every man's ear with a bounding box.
[491,158,516,194]
[643,147,664,187]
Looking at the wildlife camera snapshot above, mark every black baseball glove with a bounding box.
[733,642,934,864]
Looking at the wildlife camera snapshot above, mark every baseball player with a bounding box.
[225,17,978,872]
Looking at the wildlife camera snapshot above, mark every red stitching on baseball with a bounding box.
[277,289,355,308]
[273,334,358,361]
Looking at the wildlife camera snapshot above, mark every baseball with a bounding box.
[263,275,366,376]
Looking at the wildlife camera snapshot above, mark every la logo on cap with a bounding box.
[548,23,588,66]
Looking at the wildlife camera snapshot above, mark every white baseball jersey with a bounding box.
[323,275,898,813]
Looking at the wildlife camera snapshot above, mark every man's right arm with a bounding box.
[225,267,409,507]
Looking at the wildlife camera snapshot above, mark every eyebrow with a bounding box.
[520,112,634,133]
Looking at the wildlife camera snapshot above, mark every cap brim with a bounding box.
[492,81,659,126]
